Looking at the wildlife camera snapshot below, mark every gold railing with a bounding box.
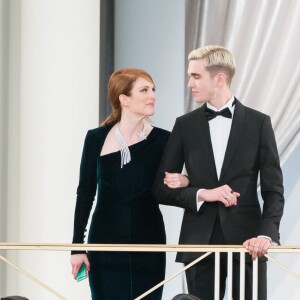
[1,243,300,300]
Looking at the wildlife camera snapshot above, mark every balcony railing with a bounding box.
[1,243,300,300]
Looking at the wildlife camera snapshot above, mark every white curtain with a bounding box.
[185,0,300,164]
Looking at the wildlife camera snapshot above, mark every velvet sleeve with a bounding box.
[71,130,98,254]
[153,118,199,213]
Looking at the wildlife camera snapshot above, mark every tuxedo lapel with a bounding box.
[219,100,245,182]
[196,106,218,182]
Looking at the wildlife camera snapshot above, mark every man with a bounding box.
[154,45,284,300]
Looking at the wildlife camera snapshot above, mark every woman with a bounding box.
[71,68,189,300]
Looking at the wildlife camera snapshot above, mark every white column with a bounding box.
[4,0,22,295]
[4,1,100,299]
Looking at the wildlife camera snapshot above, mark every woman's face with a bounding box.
[124,77,156,117]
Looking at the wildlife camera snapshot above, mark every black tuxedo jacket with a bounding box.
[154,99,284,263]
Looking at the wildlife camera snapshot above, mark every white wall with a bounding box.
[114,0,185,130]
[114,0,186,298]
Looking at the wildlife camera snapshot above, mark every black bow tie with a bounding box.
[205,107,232,121]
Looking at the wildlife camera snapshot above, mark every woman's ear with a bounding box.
[119,94,129,107]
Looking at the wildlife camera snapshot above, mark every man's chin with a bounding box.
[194,98,206,104]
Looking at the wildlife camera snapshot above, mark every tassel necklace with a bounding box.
[115,123,147,168]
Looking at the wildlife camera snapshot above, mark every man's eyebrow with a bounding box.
[189,72,201,77]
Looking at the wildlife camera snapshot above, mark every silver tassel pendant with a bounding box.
[115,124,131,168]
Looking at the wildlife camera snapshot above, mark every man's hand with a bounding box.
[243,237,272,261]
[197,185,240,207]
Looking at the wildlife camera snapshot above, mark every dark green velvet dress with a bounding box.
[72,125,169,300]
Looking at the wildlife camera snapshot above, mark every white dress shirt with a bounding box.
[196,96,235,210]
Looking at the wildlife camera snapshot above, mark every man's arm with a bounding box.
[258,115,284,242]
[243,115,284,260]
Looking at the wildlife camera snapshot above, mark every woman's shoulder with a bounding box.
[87,124,112,137]
[152,126,170,139]
[150,127,170,147]
[83,125,113,148]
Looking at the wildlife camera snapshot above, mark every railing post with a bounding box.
[252,258,258,300]
[214,252,220,300]
[227,251,233,300]
[240,252,245,300]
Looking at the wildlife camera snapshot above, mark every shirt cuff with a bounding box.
[257,235,277,245]
[196,189,205,211]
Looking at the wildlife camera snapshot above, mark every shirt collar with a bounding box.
[207,96,235,112]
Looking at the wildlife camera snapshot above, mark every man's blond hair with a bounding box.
[188,45,236,85]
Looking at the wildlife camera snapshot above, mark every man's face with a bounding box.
[187,59,217,103]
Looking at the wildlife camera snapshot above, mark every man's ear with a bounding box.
[215,72,227,86]
[119,94,129,107]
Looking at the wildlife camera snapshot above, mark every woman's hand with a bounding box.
[70,253,90,280]
[163,172,189,188]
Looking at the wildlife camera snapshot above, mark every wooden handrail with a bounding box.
[1,243,300,252]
